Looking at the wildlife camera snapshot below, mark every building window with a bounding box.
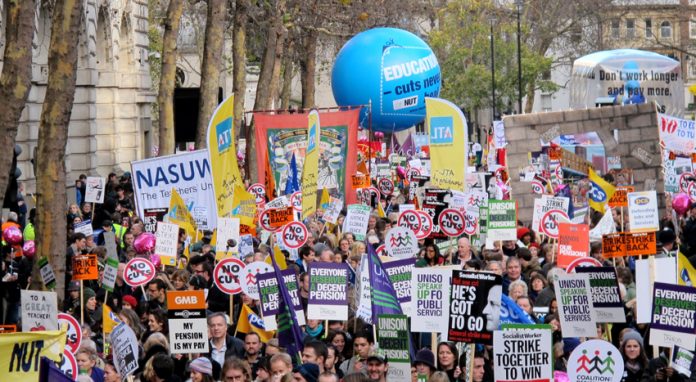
[645,18,652,38]
[541,94,552,112]
[626,19,635,38]
[661,21,672,38]
[611,19,620,39]
[691,19,696,39]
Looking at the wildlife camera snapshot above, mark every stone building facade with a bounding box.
[0,0,155,193]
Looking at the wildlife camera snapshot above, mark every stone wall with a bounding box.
[502,103,661,222]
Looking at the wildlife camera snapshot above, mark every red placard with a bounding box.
[557,223,590,268]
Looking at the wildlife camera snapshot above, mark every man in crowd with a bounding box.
[244,332,263,379]
[302,340,328,374]
[207,312,245,368]
[366,349,388,382]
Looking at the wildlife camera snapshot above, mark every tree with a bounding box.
[195,0,228,148]
[33,0,84,296]
[0,0,36,208]
[157,0,185,155]
[232,0,249,158]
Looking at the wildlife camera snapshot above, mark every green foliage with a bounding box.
[148,0,165,116]
[429,0,556,114]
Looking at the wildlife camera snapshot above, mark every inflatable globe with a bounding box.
[332,28,441,132]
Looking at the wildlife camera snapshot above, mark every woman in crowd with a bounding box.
[437,342,461,381]
[76,346,105,382]
[416,244,443,267]
[103,360,121,382]
[413,349,437,380]
[620,331,648,382]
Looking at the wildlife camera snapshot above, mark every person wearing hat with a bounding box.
[657,229,677,258]
[517,227,532,246]
[122,295,138,310]
[187,357,214,382]
[293,363,319,382]
[63,281,82,314]
[74,287,101,333]
[413,349,436,380]
[366,348,389,382]
[620,331,647,382]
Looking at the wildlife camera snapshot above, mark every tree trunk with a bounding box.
[233,0,248,169]
[157,0,185,156]
[0,0,36,209]
[195,0,227,149]
[524,79,536,113]
[253,0,286,112]
[34,0,83,297]
[280,42,294,109]
[300,29,318,109]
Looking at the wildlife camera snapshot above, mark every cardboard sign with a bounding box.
[554,272,597,338]
[20,290,58,332]
[448,270,502,344]
[351,174,371,189]
[213,257,246,295]
[0,325,16,334]
[307,263,350,320]
[343,204,371,240]
[487,200,517,241]
[384,227,418,259]
[72,254,98,281]
[240,261,273,300]
[111,322,140,378]
[608,186,634,208]
[267,207,294,229]
[57,312,82,353]
[383,258,416,316]
[102,256,120,293]
[532,195,570,233]
[636,257,677,324]
[628,190,659,233]
[215,217,240,255]
[575,267,626,323]
[602,233,626,258]
[650,282,696,350]
[322,197,343,224]
[411,267,453,333]
[672,346,695,378]
[167,290,209,354]
[281,221,309,249]
[493,325,553,382]
[601,232,656,258]
[377,315,411,381]
[73,220,93,237]
[85,176,105,204]
[154,222,179,266]
[557,223,589,268]
[567,340,623,382]
[38,257,56,290]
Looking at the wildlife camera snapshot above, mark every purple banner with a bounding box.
[651,282,696,335]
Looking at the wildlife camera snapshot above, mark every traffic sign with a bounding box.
[281,221,309,249]
[439,208,466,237]
[123,258,155,287]
[214,257,246,295]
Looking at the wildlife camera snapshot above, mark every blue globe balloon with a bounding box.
[331,27,441,132]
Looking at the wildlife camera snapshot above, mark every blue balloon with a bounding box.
[331,28,441,132]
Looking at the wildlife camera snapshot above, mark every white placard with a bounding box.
[531,195,570,233]
[154,222,179,258]
[73,220,93,237]
[554,272,597,338]
[635,257,677,323]
[493,327,553,382]
[111,323,140,378]
[85,177,105,204]
[169,317,209,354]
[215,217,240,254]
[384,227,418,259]
[628,190,659,233]
[410,267,452,333]
[21,290,58,332]
[343,204,371,241]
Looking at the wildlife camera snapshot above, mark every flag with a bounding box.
[284,153,300,195]
[366,243,403,325]
[264,154,276,201]
[231,185,257,226]
[555,184,574,219]
[206,94,244,217]
[103,304,122,335]
[390,134,401,155]
[678,252,696,286]
[588,167,616,212]
[376,201,386,218]
[426,97,468,192]
[357,158,369,176]
[265,245,288,270]
[302,110,320,219]
[499,294,535,326]
[401,133,414,157]
[39,356,74,382]
[168,188,197,239]
[271,245,304,362]
[0,330,66,382]
[319,188,330,211]
[236,304,275,343]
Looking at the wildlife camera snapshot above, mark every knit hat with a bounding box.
[622,330,644,349]
[413,349,436,370]
[122,295,137,309]
[67,281,80,292]
[293,363,319,382]
[82,288,96,306]
[189,357,213,376]
[517,227,531,240]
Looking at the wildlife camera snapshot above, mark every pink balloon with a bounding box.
[134,232,156,254]
[22,241,36,257]
[3,226,22,245]
[554,371,569,382]
[150,253,162,269]
[374,131,384,140]
[673,193,691,216]
[358,136,369,144]
[396,166,406,180]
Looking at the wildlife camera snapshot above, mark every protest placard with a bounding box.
[377,314,411,381]
[111,322,139,378]
[448,270,502,344]
[351,173,371,189]
[554,272,596,338]
[650,282,696,350]
[411,267,453,333]
[557,223,589,268]
[322,197,343,224]
[58,312,82,353]
[154,221,179,266]
[608,186,634,208]
[123,257,156,287]
[575,267,625,323]
[167,290,209,354]
[307,263,349,320]
[624,231,657,257]
[636,257,676,323]
[383,257,416,316]
[384,227,418,259]
[487,200,517,241]
[38,257,56,290]
[102,256,119,292]
[73,220,93,237]
[143,207,168,233]
[567,339,623,382]
[215,217,240,255]
[72,254,98,281]
[85,176,105,204]
[267,207,294,229]
[531,196,570,233]
[672,346,694,378]
[343,204,371,240]
[257,269,306,330]
[493,325,553,382]
[628,190,659,233]
[20,290,57,332]
[240,261,273,300]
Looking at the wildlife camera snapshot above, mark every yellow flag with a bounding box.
[376,201,386,218]
[302,110,320,219]
[426,97,468,192]
[265,245,288,270]
[237,304,275,343]
[0,329,66,381]
[231,185,257,226]
[319,188,330,210]
[206,94,244,218]
[678,252,696,286]
[168,188,197,239]
[103,304,121,335]
[588,168,616,212]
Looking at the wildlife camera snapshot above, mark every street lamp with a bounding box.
[490,15,497,122]
[516,0,523,114]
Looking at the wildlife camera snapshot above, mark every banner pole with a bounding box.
[230,295,235,332]
[80,280,84,326]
